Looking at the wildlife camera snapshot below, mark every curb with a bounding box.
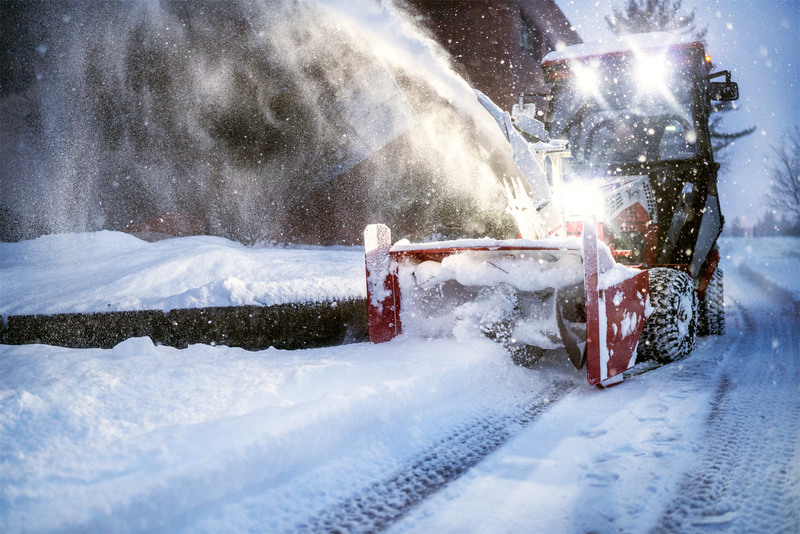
[2,299,369,351]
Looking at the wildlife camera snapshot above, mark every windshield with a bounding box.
[548,48,704,174]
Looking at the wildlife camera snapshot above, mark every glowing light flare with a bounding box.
[629,49,686,117]
[561,180,606,220]
[571,62,601,96]
[635,54,669,90]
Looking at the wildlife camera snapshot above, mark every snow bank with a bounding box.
[0,231,366,316]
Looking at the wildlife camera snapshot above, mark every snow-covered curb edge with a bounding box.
[2,299,369,351]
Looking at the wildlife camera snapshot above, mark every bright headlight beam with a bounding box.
[572,63,600,96]
[631,51,685,116]
[562,181,605,219]
[635,55,668,89]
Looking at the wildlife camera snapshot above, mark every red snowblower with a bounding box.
[364,33,736,387]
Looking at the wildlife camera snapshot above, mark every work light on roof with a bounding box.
[635,54,669,90]
[572,62,600,96]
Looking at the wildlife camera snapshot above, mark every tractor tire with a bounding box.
[698,268,725,336]
[637,267,698,363]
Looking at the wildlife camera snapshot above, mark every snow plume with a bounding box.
[0,0,514,244]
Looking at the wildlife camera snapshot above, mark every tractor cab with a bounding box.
[542,33,738,274]
[543,35,713,173]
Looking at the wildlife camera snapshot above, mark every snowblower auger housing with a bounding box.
[364,223,650,387]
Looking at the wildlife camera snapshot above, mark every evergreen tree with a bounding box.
[606,0,706,40]
[605,0,753,156]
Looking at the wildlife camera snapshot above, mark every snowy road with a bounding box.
[390,244,800,533]
[656,259,799,533]
[1,237,798,532]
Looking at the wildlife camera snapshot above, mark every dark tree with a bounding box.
[765,126,800,227]
[605,0,753,155]
[707,102,756,158]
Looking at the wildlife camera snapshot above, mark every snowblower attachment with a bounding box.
[364,90,650,386]
[365,222,649,387]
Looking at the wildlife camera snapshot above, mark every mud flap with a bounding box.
[364,224,401,343]
[583,219,650,387]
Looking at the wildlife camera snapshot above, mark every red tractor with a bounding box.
[364,33,738,386]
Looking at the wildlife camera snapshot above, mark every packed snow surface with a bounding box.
[1,235,798,532]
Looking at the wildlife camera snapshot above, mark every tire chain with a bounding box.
[698,268,725,336]
[638,267,698,363]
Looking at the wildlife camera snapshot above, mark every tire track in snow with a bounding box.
[297,381,576,533]
[654,264,800,533]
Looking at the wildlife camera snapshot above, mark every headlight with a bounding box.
[572,62,600,96]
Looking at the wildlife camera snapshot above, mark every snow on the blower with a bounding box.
[1,232,799,533]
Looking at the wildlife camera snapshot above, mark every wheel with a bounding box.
[637,267,698,363]
[698,267,725,335]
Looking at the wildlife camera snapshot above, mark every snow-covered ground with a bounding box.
[0,231,365,316]
[1,234,798,533]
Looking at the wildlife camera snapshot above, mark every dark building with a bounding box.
[406,0,581,112]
